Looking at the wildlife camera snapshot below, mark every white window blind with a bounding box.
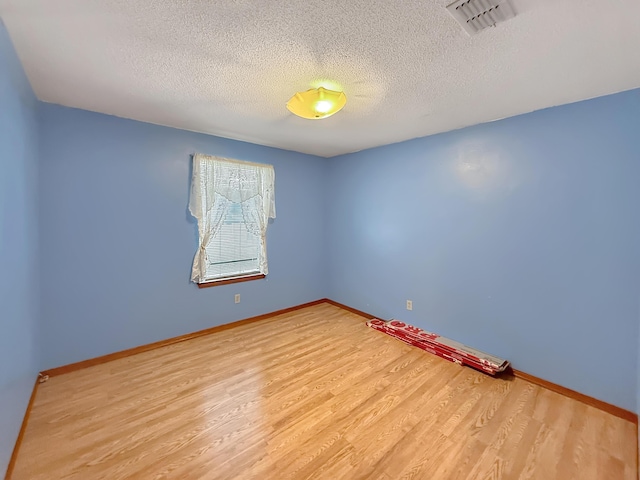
[189,154,276,284]
[205,202,261,280]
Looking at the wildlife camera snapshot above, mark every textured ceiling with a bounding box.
[1,0,639,157]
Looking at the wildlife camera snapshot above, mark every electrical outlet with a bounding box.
[234,294,240,304]
[406,300,413,311]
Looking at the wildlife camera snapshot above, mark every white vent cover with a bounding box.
[446,0,516,35]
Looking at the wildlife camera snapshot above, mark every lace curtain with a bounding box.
[189,154,276,283]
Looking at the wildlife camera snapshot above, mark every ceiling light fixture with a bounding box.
[286,87,347,120]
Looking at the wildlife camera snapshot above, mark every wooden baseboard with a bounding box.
[511,368,637,424]
[4,377,40,480]
[41,299,329,378]
[323,299,377,319]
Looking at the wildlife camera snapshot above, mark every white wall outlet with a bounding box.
[406,300,413,311]
[234,294,240,304]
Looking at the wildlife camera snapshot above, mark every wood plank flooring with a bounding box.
[10,303,637,479]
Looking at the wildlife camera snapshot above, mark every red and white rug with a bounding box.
[366,319,509,375]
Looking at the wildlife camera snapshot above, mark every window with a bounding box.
[189,154,276,285]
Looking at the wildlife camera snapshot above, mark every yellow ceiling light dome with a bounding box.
[286,87,347,120]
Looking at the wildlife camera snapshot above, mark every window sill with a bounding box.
[197,273,265,288]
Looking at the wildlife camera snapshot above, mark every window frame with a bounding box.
[197,273,265,289]
[189,154,275,288]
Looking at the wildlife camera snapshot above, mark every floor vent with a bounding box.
[446,0,516,36]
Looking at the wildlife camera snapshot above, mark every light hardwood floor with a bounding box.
[10,303,637,479]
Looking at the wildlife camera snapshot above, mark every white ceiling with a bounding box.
[1,0,639,157]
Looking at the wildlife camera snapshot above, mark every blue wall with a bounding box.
[327,90,640,411]
[0,20,39,474]
[39,104,328,369]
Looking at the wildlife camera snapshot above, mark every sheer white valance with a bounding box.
[189,154,276,283]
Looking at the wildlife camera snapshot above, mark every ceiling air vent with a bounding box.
[446,0,516,35]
